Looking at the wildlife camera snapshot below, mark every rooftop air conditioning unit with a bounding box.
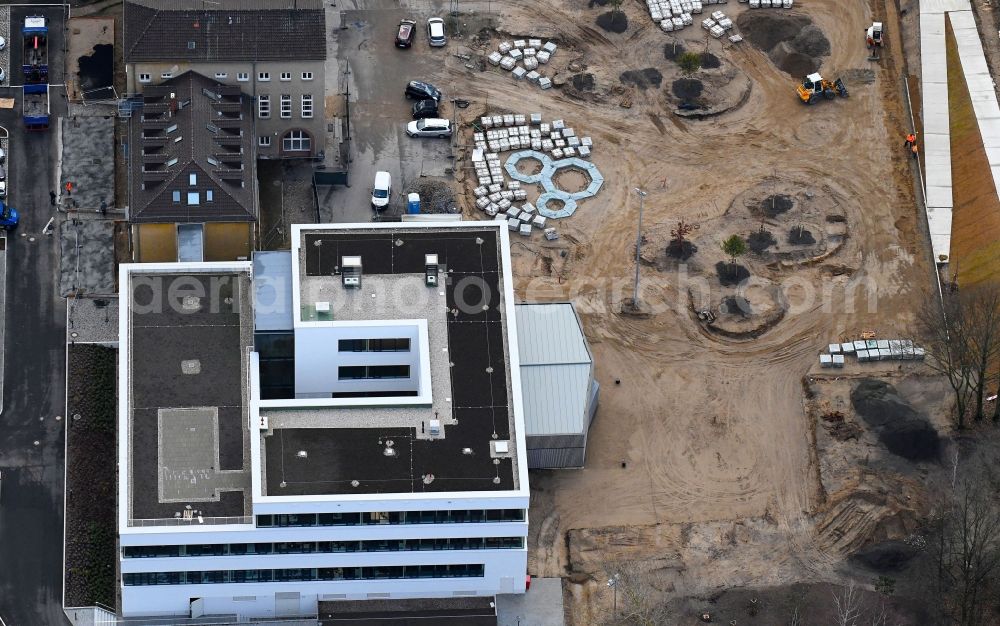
[425,253,440,287]
[342,255,362,288]
[428,419,441,437]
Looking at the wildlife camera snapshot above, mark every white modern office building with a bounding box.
[116,222,529,620]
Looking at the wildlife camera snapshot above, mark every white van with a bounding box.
[371,171,391,210]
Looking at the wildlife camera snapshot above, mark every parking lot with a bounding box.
[320,5,456,222]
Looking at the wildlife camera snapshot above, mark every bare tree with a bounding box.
[919,292,976,428]
[930,479,1000,625]
[833,581,863,626]
[601,560,668,626]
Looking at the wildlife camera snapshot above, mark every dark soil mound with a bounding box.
[851,379,941,462]
[760,194,794,216]
[791,25,831,57]
[405,179,457,213]
[571,72,596,92]
[588,0,610,5]
[736,12,828,77]
[788,226,816,245]
[621,68,662,90]
[721,295,752,317]
[715,262,750,286]
[748,229,777,253]
[737,11,812,51]
[769,41,821,77]
[672,78,703,100]
[700,52,721,69]
[666,239,697,260]
[78,44,115,99]
[663,41,686,60]
[596,10,628,33]
[852,541,919,572]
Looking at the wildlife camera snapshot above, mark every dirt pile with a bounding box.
[571,72,596,92]
[621,68,663,90]
[737,12,830,77]
[715,262,750,286]
[759,194,794,217]
[700,52,721,69]
[850,379,942,462]
[667,239,697,260]
[748,228,777,253]
[663,41,685,60]
[404,179,457,213]
[596,10,628,33]
[673,78,703,101]
[787,226,816,245]
[851,540,919,572]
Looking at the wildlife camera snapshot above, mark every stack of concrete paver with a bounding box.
[819,339,925,368]
[489,39,556,90]
[744,0,794,7]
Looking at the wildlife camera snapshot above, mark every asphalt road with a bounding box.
[0,6,71,626]
[319,3,455,222]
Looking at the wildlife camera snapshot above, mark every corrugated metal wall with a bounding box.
[527,447,586,469]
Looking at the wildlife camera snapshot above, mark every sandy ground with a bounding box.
[404,0,939,620]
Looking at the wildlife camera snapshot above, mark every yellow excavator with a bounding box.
[796,72,849,104]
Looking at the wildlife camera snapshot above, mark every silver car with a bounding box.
[406,118,452,138]
[427,17,447,47]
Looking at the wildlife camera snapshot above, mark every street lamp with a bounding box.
[632,188,647,307]
[608,573,620,617]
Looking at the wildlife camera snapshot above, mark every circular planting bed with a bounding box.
[597,10,629,33]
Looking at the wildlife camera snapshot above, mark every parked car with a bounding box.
[395,19,416,48]
[0,181,7,197]
[412,99,439,120]
[427,18,447,47]
[0,148,7,163]
[404,80,441,102]
[371,171,391,210]
[406,118,452,138]
[0,68,6,84]
[0,37,6,51]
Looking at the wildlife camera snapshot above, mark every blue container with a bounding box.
[407,193,421,214]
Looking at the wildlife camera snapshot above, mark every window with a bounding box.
[338,365,410,380]
[123,565,485,586]
[206,190,214,202]
[237,72,249,82]
[160,72,172,79]
[171,191,181,203]
[258,94,270,119]
[189,173,197,186]
[280,94,291,119]
[215,72,228,80]
[187,192,200,206]
[280,72,291,81]
[139,73,151,83]
[258,135,271,147]
[282,129,311,152]
[187,41,196,50]
[338,338,410,352]
[301,94,313,118]
[301,71,313,80]
[258,71,270,81]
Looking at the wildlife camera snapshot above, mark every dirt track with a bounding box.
[427,0,933,619]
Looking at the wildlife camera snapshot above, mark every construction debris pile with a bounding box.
[819,339,926,368]
[488,39,557,90]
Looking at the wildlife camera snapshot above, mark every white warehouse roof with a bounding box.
[515,303,594,436]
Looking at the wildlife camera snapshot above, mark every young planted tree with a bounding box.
[677,51,702,76]
[667,220,697,259]
[721,234,748,277]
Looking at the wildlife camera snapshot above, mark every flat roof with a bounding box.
[127,271,253,521]
[260,226,519,496]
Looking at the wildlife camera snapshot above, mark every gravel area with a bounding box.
[0,6,10,88]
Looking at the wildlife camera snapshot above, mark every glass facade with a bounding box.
[123,564,485,586]
[123,537,524,559]
[256,509,526,527]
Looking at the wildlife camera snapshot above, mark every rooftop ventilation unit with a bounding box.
[428,419,441,437]
[342,256,362,288]
[425,254,440,286]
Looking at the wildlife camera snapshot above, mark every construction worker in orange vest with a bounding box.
[65,181,73,196]
[904,132,916,149]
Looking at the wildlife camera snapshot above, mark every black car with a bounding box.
[412,99,439,120]
[395,19,416,48]
[404,80,442,103]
